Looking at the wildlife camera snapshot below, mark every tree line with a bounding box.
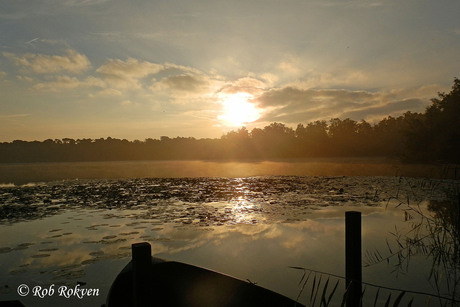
[1,78,459,163]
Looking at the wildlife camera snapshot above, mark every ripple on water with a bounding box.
[53,269,85,281]
[38,248,58,252]
[0,247,12,254]
[101,238,127,245]
[102,235,117,240]
[30,254,50,258]
[81,259,97,265]
[48,234,62,238]
[10,268,28,275]
[89,251,104,257]
[14,243,35,251]
[119,231,139,236]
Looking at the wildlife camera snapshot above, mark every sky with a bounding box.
[1,0,459,142]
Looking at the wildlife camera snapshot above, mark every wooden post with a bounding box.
[457,193,460,237]
[346,211,362,307]
[132,242,152,307]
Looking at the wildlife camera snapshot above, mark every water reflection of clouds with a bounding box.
[2,211,143,266]
[0,204,410,277]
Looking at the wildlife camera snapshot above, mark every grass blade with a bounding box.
[373,287,380,307]
[312,275,323,307]
[320,277,330,306]
[310,274,317,303]
[341,282,351,307]
[326,279,340,306]
[384,293,392,307]
[393,291,405,307]
[297,270,312,302]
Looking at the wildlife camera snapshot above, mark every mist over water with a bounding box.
[0,158,451,185]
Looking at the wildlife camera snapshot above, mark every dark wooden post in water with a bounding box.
[132,242,152,307]
[346,211,362,307]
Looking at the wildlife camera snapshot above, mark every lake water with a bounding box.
[0,160,459,306]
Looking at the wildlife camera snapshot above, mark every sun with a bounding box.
[218,92,261,127]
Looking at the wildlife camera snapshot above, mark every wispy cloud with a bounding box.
[157,74,209,92]
[96,57,163,89]
[62,0,111,6]
[25,38,40,45]
[33,76,105,92]
[218,76,268,96]
[317,0,385,9]
[255,84,443,124]
[3,49,90,74]
[0,114,31,119]
[341,98,428,121]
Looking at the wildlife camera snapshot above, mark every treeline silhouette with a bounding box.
[1,78,459,163]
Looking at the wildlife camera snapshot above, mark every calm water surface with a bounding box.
[0,161,459,306]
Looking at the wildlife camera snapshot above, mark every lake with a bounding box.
[0,160,459,306]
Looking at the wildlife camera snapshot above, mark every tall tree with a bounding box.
[402,78,460,162]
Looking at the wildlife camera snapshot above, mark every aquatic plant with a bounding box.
[364,176,460,306]
[293,175,460,306]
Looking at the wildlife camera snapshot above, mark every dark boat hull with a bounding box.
[106,257,304,307]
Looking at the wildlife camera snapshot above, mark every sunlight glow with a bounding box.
[218,92,261,127]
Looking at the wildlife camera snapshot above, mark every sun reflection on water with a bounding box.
[231,197,262,225]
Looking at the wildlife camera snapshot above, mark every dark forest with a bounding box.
[1,78,459,164]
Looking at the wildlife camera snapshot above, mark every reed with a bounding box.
[293,175,460,306]
[369,177,460,306]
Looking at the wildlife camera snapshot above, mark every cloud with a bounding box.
[149,69,224,102]
[278,58,301,75]
[3,49,90,74]
[62,0,110,6]
[255,84,438,124]
[33,76,82,92]
[92,88,123,97]
[218,76,268,96]
[162,62,204,76]
[341,98,428,120]
[5,50,221,100]
[258,87,374,108]
[260,73,278,85]
[33,75,105,92]
[96,57,163,89]
[160,74,208,92]
[120,100,137,106]
[0,114,31,119]
[318,0,384,9]
[16,75,34,82]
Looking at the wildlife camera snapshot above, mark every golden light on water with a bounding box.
[218,92,261,127]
